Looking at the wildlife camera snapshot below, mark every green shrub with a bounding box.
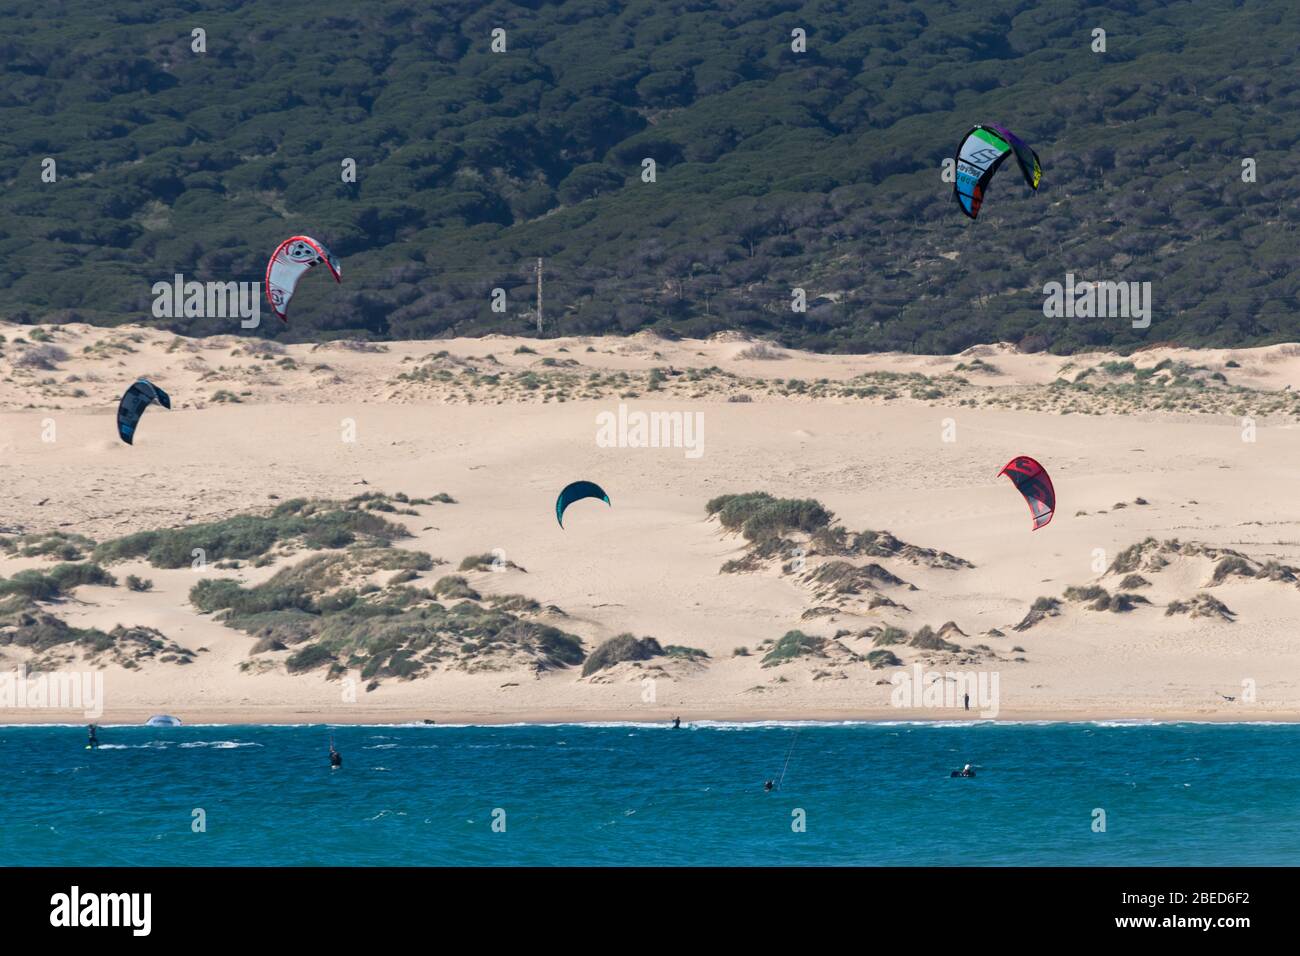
[0,563,116,600]
[872,626,909,647]
[582,633,663,676]
[286,644,336,673]
[866,649,903,668]
[1211,556,1254,584]
[762,630,826,666]
[431,575,480,600]
[94,501,409,568]
[908,626,959,651]
[706,492,833,542]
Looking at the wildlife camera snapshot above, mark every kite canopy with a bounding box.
[954,124,1042,219]
[116,379,171,445]
[265,235,342,322]
[998,456,1055,530]
[556,481,611,528]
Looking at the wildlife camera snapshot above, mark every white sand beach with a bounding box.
[3,322,1300,724]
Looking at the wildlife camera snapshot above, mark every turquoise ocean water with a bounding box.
[2,722,1296,866]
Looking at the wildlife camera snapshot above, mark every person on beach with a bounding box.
[964,692,970,711]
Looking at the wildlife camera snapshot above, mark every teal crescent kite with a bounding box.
[556,481,611,528]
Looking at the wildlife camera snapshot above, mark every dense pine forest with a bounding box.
[1,0,1297,352]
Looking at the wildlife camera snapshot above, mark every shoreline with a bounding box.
[4,707,1299,726]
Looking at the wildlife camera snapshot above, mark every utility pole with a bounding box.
[535,257,543,335]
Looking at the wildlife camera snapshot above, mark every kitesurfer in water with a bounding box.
[87,724,99,748]
[764,780,775,792]
[329,743,342,769]
[671,716,681,729]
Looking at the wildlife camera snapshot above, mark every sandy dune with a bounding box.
[3,322,1300,724]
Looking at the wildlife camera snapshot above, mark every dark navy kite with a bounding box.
[117,379,171,445]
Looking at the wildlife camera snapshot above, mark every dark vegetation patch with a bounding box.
[1211,555,1257,585]
[1063,585,1151,613]
[93,495,417,568]
[908,625,960,652]
[866,649,903,668]
[762,630,828,667]
[458,552,527,573]
[664,645,709,661]
[0,593,198,669]
[4,2,1295,356]
[868,594,910,611]
[1108,538,1300,586]
[867,625,910,647]
[801,605,839,620]
[707,492,833,544]
[0,562,116,601]
[710,493,971,588]
[1013,596,1063,632]
[191,546,583,686]
[803,560,909,598]
[1166,594,1236,621]
[0,531,97,562]
[582,634,664,676]
[430,575,480,600]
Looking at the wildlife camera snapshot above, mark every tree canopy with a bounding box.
[1,0,1297,353]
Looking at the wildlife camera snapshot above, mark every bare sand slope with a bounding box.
[3,322,1299,723]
